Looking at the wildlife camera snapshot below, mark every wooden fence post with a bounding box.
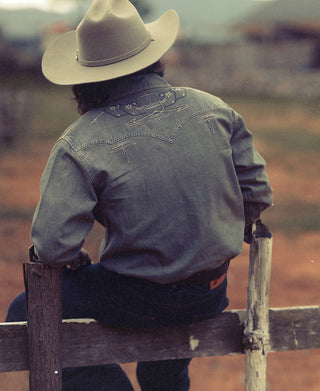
[244,221,273,391]
[24,262,63,391]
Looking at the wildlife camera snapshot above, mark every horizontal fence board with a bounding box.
[269,306,320,352]
[1,306,319,373]
[62,310,246,368]
[0,321,28,372]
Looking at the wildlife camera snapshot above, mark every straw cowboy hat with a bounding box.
[42,0,179,85]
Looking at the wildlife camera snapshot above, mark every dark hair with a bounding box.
[72,60,166,115]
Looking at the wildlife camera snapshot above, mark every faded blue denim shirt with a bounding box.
[31,73,273,283]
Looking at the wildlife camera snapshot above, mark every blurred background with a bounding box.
[0,0,319,390]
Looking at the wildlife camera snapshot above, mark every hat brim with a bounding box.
[42,10,179,85]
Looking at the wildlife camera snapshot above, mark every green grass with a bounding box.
[256,128,320,154]
[32,85,80,139]
[264,200,320,233]
[0,207,34,221]
[223,94,320,117]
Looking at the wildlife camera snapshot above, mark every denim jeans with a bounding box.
[6,263,228,391]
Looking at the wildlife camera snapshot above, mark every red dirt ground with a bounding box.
[0,140,319,390]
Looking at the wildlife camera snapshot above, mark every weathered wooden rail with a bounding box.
[0,223,319,390]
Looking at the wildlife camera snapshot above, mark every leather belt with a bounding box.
[170,259,230,287]
[118,259,230,288]
[209,272,227,290]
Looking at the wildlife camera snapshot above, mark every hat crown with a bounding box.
[76,0,152,67]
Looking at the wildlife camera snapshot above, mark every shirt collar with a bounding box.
[110,73,171,101]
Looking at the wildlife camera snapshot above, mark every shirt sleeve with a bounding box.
[230,111,273,228]
[31,139,97,267]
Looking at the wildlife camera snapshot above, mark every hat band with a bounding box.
[76,34,153,67]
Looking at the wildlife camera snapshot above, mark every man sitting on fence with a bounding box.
[6,0,273,390]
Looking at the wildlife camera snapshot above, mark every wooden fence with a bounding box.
[0,222,319,390]
[169,41,320,99]
[0,90,32,146]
